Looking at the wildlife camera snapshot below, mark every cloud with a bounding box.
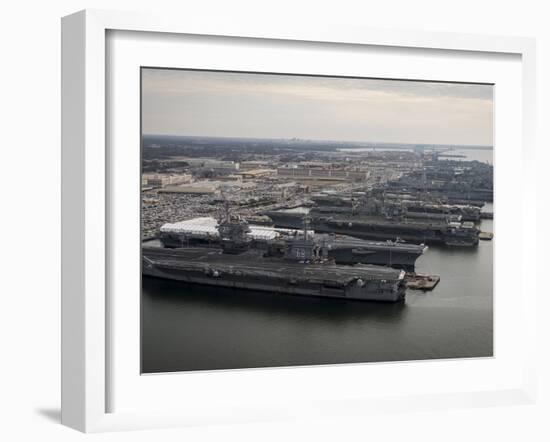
[141,68,493,145]
[142,68,493,100]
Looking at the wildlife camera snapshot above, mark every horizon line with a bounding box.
[142,133,493,149]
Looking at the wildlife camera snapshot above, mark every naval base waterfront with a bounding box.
[139,94,494,373]
[141,217,493,373]
[139,68,495,373]
[140,134,494,373]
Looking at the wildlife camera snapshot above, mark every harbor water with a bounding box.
[338,147,494,165]
[141,217,493,373]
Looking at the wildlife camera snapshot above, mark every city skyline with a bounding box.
[142,68,494,146]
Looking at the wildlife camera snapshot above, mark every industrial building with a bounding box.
[277,167,369,181]
[142,173,192,188]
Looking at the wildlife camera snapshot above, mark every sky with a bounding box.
[141,68,493,146]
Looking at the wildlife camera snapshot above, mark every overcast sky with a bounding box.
[142,68,493,146]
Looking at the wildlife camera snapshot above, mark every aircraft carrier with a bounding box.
[157,209,427,270]
[264,192,480,247]
[387,160,493,204]
[142,225,407,302]
[312,193,482,222]
[264,210,479,246]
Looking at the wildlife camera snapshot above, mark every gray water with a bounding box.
[445,148,493,165]
[338,147,494,165]
[141,218,493,373]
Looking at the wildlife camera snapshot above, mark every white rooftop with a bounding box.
[160,216,311,241]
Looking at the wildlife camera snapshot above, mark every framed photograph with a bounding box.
[61,9,537,432]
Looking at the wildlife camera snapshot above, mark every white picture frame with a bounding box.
[61,9,537,433]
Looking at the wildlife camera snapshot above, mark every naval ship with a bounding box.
[311,192,482,222]
[264,194,480,247]
[157,206,427,270]
[142,217,407,302]
[387,163,493,204]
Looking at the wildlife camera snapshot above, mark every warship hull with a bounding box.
[321,236,425,269]
[159,217,426,270]
[312,197,482,222]
[265,211,479,247]
[160,234,425,270]
[142,246,407,302]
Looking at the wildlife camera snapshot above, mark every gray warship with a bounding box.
[142,217,407,302]
[387,160,493,204]
[264,194,480,247]
[311,191,482,222]
[158,205,427,270]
